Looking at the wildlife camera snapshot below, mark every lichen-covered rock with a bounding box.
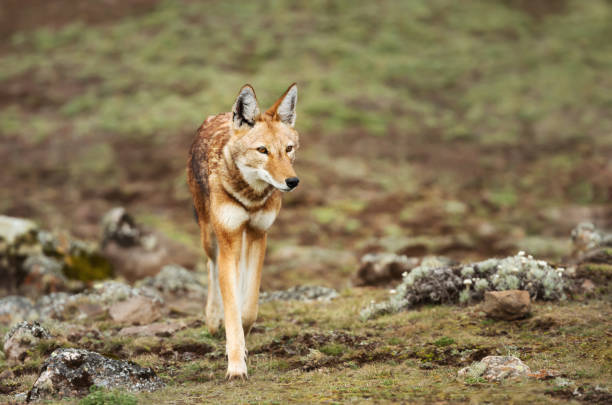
[101,207,142,248]
[571,222,604,255]
[136,264,206,299]
[354,253,420,286]
[1,216,41,296]
[260,285,339,303]
[1,215,113,297]
[0,216,38,246]
[361,252,565,320]
[20,255,68,296]
[100,207,198,282]
[0,296,37,325]
[63,239,113,282]
[458,356,531,381]
[3,321,51,363]
[26,348,163,401]
[29,281,164,322]
[136,264,206,315]
[570,223,612,286]
[482,290,531,320]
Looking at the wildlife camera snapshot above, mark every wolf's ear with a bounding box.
[267,83,298,127]
[232,84,260,129]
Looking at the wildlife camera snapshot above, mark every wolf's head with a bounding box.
[228,84,300,192]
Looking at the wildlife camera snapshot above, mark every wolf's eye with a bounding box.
[286,145,293,153]
[257,146,268,155]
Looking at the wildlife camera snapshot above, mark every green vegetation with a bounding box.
[80,386,137,405]
[1,292,609,404]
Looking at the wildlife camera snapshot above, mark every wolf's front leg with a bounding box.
[218,231,247,379]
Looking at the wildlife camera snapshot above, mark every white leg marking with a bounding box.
[241,239,262,316]
[238,230,248,308]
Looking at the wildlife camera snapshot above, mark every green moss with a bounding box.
[320,343,348,356]
[80,386,137,405]
[63,252,114,281]
[433,337,455,347]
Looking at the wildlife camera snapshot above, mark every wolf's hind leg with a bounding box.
[241,230,266,335]
[206,256,224,335]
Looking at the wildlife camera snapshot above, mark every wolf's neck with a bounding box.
[221,145,274,210]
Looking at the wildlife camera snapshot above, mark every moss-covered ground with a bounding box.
[1,289,611,404]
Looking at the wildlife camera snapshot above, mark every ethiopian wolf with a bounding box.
[187,84,300,379]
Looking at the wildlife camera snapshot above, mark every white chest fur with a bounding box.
[249,209,278,232]
[216,203,277,232]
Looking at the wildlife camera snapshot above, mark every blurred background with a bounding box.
[1,0,611,290]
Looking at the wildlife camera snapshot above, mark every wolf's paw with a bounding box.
[226,359,248,380]
[206,312,224,336]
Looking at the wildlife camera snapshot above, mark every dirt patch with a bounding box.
[0,0,161,41]
[172,341,214,356]
[253,331,368,357]
[0,382,19,395]
[504,0,567,19]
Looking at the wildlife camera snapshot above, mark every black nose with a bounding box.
[285,177,300,189]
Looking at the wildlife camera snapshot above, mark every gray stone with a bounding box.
[20,255,67,296]
[458,355,531,381]
[3,321,51,363]
[27,348,163,401]
[0,216,37,245]
[101,207,141,248]
[108,295,162,325]
[354,253,420,286]
[0,296,36,325]
[136,264,206,299]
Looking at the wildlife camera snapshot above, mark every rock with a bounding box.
[109,295,162,325]
[354,253,420,286]
[571,222,603,255]
[483,290,531,320]
[34,293,71,321]
[101,207,142,248]
[0,216,41,296]
[62,239,113,281]
[0,296,36,325]
[137,264,206,298]
[136,265,206,315]
[90,281,162,306]
[101,207,198,282]
[361,252,564,320]
[27,348,163,401]
[20,255,68,296]
[1,215,113,297]
[31,281,163,322]
[118,321,186,337]
[458,355,531,381]
[259,285,339,303]
[0,216,37,245]
[3,321,51,363]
